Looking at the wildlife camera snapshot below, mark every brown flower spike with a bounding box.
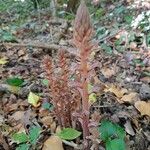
[43,51,80,128]
[73,0,95,149]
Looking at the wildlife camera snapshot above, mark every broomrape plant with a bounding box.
[43,1,125,150]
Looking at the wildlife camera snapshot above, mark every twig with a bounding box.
[1,42,77,56]
[0,131,9,150]
[62,139,82,150]
[0,84,9,92]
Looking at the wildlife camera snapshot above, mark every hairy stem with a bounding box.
[80,49,90,149]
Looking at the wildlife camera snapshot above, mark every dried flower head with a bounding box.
[73,0,93,45]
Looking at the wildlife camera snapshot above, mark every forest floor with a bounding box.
[0,1,150,150]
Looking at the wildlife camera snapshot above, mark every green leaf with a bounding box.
[106,139,125,150]
[28,92,40,107]
[99,120,125,141]
[6,77,24,87]
[89,93,97,104]
[29,126,41,145]
[0,57,8,65]
[2,32,17,42]
[41,79,49,86]
[124,15,133,24]
[57,128,81,140]
[101,44,112,54]
[12,132,29,144]
[16,144,30,150]
[42,102,53,110]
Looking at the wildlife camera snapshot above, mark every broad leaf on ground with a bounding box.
[6,77,24,87]
[42,136,64,150]
[99,120,125,141]
[106,138,125,150]
[57,128,81,140]
[16,144,30,150]
[12,132,29,144]
[134,101,150,116]
[29,126,41,144]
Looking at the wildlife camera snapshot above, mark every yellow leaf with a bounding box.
[28,92,40,107]
[42,136,64,150]
[89,93,97,104]
[8,85,20,94]
[0,57,8,65]
[134,101,150,116]
[120,92,139,103]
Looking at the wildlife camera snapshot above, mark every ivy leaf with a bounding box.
[57,128,81,140]
[6,77,24,87]
[28,92,40,107]
[29,126,41,145]
[0,57,8,65]
[99,120,125,141]
[106,139,126,150]
[16,144,30,150]
[12,132,29,144]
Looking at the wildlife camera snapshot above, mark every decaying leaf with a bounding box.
[41,116,53,127]
[9,111,25,121]
[42,136,64,150]
[8,85,20,94]
[101,67,117,78]
[104,85,128,98]
[120,92,139,103]
[134,101,150,116]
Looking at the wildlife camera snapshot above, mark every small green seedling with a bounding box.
[12,125,41,150]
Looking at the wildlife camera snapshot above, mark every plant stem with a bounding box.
[80,49,90,149]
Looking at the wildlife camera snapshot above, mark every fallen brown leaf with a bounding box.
[101,67,117,78]
[120,92,139,103]
[9,111,25,121]
[42,136,64,150]
[134,101,150,116]
[41,116,53,127]
[104,85,128,98]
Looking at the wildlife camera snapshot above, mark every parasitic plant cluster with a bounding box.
[43,50,80,128]
[43,0,97,149]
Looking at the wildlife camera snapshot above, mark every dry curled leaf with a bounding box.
[134,101,150,116]
[42,136,64,150]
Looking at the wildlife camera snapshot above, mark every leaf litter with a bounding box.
[0,0,150,150]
